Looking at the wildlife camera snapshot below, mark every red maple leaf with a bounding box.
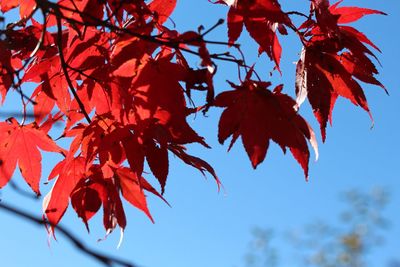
[44,156,87,228]
[148,0,177,25]
[221,0,291,68]
[71,182,102,231]
[295,0,386,140]
[0,118,61,195]
[329,0,386,24]
[214,71,318,178]
[130,54,209,146]
[0,0,36,19]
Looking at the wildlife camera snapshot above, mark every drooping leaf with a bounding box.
[215,74,318,178]
[44,157,86,228]
[116,167,154,222]
[168,144,221,189]
[221,0,291,68]
[71,184,102,231]
[295,0,385,140]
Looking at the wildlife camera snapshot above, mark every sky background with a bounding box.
[1,0,400,267]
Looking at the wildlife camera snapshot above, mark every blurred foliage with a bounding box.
[243,188,396,267]
[244,228,278,267]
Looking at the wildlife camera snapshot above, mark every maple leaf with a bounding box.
[116,167,154,222]
[31,84,56,124]
[78,115,125,168]
[296,48,374,140]
[68,166,127,234]
[222,0,291,68]
[3,22,48,64]
[175,31,214,70]
[168,144,221,189]
[100,179,127,237]
[214,72,318,178]
[65,114,166,194]
[68,165,129,236]
[0,0,36,18]
[65,29,109,72]
[71,182,102,231]
[0,118,61,195]
[19,0,36,19]
[148,0,177,25]
[66,114,144,182]
[131,54,209,147]
[143,131,169,193]
[0,0,19,13]
[295,0,386,140]
[329,0,386,24]
[43,157,87,227]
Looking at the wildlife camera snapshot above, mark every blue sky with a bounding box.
[1,1,399,267]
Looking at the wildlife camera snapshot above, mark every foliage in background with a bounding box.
[243,188,393,267]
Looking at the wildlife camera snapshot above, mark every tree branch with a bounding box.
[55,13,92,123]
[0,202,136,267]
[44,1,245,66]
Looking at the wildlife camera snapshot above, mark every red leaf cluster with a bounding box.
[0,0,386,236]
[0,0,218,234]
[295,0,386,140]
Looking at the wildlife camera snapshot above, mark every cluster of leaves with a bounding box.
[0,0,385,236]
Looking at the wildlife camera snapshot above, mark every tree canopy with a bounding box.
[0,0,388,255]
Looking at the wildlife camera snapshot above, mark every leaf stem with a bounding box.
[55,13,92,123]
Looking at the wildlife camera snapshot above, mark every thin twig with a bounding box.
[286,11,310,20]
[0,202,135,267]
[55,13,92,123]
[200,19,225,37]
[67,64,101,83]
[45,1,243,65]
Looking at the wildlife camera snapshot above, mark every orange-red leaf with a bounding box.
[0,119,61,194]
[44,157,86,227]
[116,168,154,222]
[149,0,177,25]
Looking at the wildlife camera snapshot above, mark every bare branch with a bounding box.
[0,202,136,267]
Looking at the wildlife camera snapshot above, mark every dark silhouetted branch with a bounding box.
[0,202,136,267]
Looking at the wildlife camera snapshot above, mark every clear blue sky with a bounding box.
[1,1,399,267]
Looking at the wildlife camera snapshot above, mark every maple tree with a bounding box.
[0,0,386,246]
